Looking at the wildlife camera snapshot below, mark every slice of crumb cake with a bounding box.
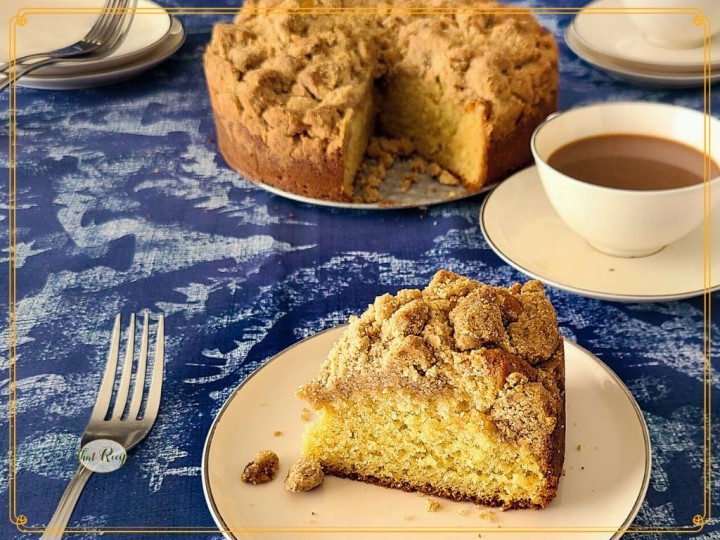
[296,270,565,509]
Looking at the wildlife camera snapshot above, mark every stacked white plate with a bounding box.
[566,0,720,87]
[0,0,185,90]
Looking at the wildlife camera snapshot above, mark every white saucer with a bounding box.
[0,0,171,76]
[480,166,720,302]
[203,326,650,540]
[2,16,184,90]
[571,0,717,73]
[565,26,719,88]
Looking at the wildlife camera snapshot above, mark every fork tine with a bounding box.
[127,313,149,420]
[89,314,121,422]
[83,0,120,44]
[111,313,135,419]
[90,0,123,47]
[143,315,165,421]
[98,0,136,54]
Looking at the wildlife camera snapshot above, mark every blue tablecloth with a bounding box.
[1,0,718,538]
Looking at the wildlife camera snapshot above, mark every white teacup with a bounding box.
[531,101,720,258]
[620,0,720,49]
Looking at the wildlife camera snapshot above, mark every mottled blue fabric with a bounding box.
[1,0,718,538]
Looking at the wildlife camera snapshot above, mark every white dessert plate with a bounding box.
[253,160,492,209]
[0,0,171,76]
[571,0,718,73]
[566,25,719,88]
[1,16,184,90]
[203,325,651,540]
[480,166,720,302]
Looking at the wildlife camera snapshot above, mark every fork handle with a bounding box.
[0,53,54,74]
[0,57,57,92]
[40,465,94,540]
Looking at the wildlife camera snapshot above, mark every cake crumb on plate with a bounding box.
[478,508,496,522]
[285,457,324,492]
[425,499,442,512]
[241,450,279,484]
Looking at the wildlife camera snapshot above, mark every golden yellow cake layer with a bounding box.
[204,0,558,201]
[297,270,565,509]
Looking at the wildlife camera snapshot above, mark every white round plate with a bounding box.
[3,16,184,90]
[572,0,718,73]
[565,26,719,88]
[253,160,492,209]
[203,326,651,540]
[0,0,171,76]
[480,166,720,302]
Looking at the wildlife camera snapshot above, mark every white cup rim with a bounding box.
[530,101,720,195]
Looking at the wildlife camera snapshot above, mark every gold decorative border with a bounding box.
[6,3,713,535]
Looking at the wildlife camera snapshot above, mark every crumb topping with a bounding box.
[241,450,280,484]
[208,0,381,158]
[297,270,563,444]
[285,457,325,491]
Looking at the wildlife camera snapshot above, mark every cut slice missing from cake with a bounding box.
[295,270,565,509]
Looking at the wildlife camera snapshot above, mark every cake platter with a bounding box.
[202,325,650,539]
[479,166,720,302]
[250,160,495,210]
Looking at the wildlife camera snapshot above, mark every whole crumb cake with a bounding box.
[204,0,558,201]
[296,270,565,509]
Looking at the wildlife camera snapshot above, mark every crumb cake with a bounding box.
[204,0,558,201]
[296,270,565,509]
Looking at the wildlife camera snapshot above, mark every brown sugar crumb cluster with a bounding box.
[285,457,325,492]
[297,270,563,445]
[241,450,280,484]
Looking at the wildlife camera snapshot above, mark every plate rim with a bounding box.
[479,166,720,302]
[201,326,651,539]
[251,176,494,210]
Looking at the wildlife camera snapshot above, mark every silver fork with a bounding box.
[1,0,137,91]
[40,313,165,540]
